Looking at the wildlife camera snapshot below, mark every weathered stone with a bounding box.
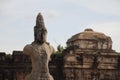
[63,28,120,80]
[67,28,112,50]
[23,13,54,80]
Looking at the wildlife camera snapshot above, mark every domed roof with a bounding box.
[67,28,110,43]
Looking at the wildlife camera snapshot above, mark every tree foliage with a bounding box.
[52,45,65,57]
[56,45,64,54]
[55,45,64,55]
[5,54,12,63]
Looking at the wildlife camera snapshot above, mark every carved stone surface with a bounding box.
[23,13,54,80]
[63,28,120,80]
[67,28,112,50]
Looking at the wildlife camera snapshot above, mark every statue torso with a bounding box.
[24,43,54,80]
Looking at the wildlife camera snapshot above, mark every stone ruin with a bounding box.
[23,13,55,80]
[67,28,112,50]
[0,14,120,80]
[62,28,120,80]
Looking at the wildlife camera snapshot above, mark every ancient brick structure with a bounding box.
[0,28,120,80]
[0,51,31,80]
[62,28,120,80]
[0,51,59,80]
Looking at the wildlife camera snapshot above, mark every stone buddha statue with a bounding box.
[23,13,55,80]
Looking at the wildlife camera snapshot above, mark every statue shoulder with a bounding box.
[50,45,55,54]
[46,43,55,54]
[23,44,34,55]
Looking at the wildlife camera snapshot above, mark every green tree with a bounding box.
[55,45,65,56]
[5,54,12,63]
[57,45,64,53]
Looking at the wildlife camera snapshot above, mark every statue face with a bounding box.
[34,28,47,44]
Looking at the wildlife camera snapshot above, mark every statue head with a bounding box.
[34,13,47,44]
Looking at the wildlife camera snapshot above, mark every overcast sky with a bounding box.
[0,0,120,53]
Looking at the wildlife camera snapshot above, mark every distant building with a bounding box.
[62,28,120,80]
[0,28,120,80]
[0,51,31,80]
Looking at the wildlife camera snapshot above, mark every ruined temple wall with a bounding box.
[67,39,112,50]
[63,67,120,80]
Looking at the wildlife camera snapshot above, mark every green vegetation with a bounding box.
[52,45,65,58]
[5,54,12,63]
[6,54,12,60]
[55,45,65,56]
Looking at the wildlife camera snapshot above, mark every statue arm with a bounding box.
[23,44,34,55]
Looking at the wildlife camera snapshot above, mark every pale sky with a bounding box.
[0,0,120,53]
